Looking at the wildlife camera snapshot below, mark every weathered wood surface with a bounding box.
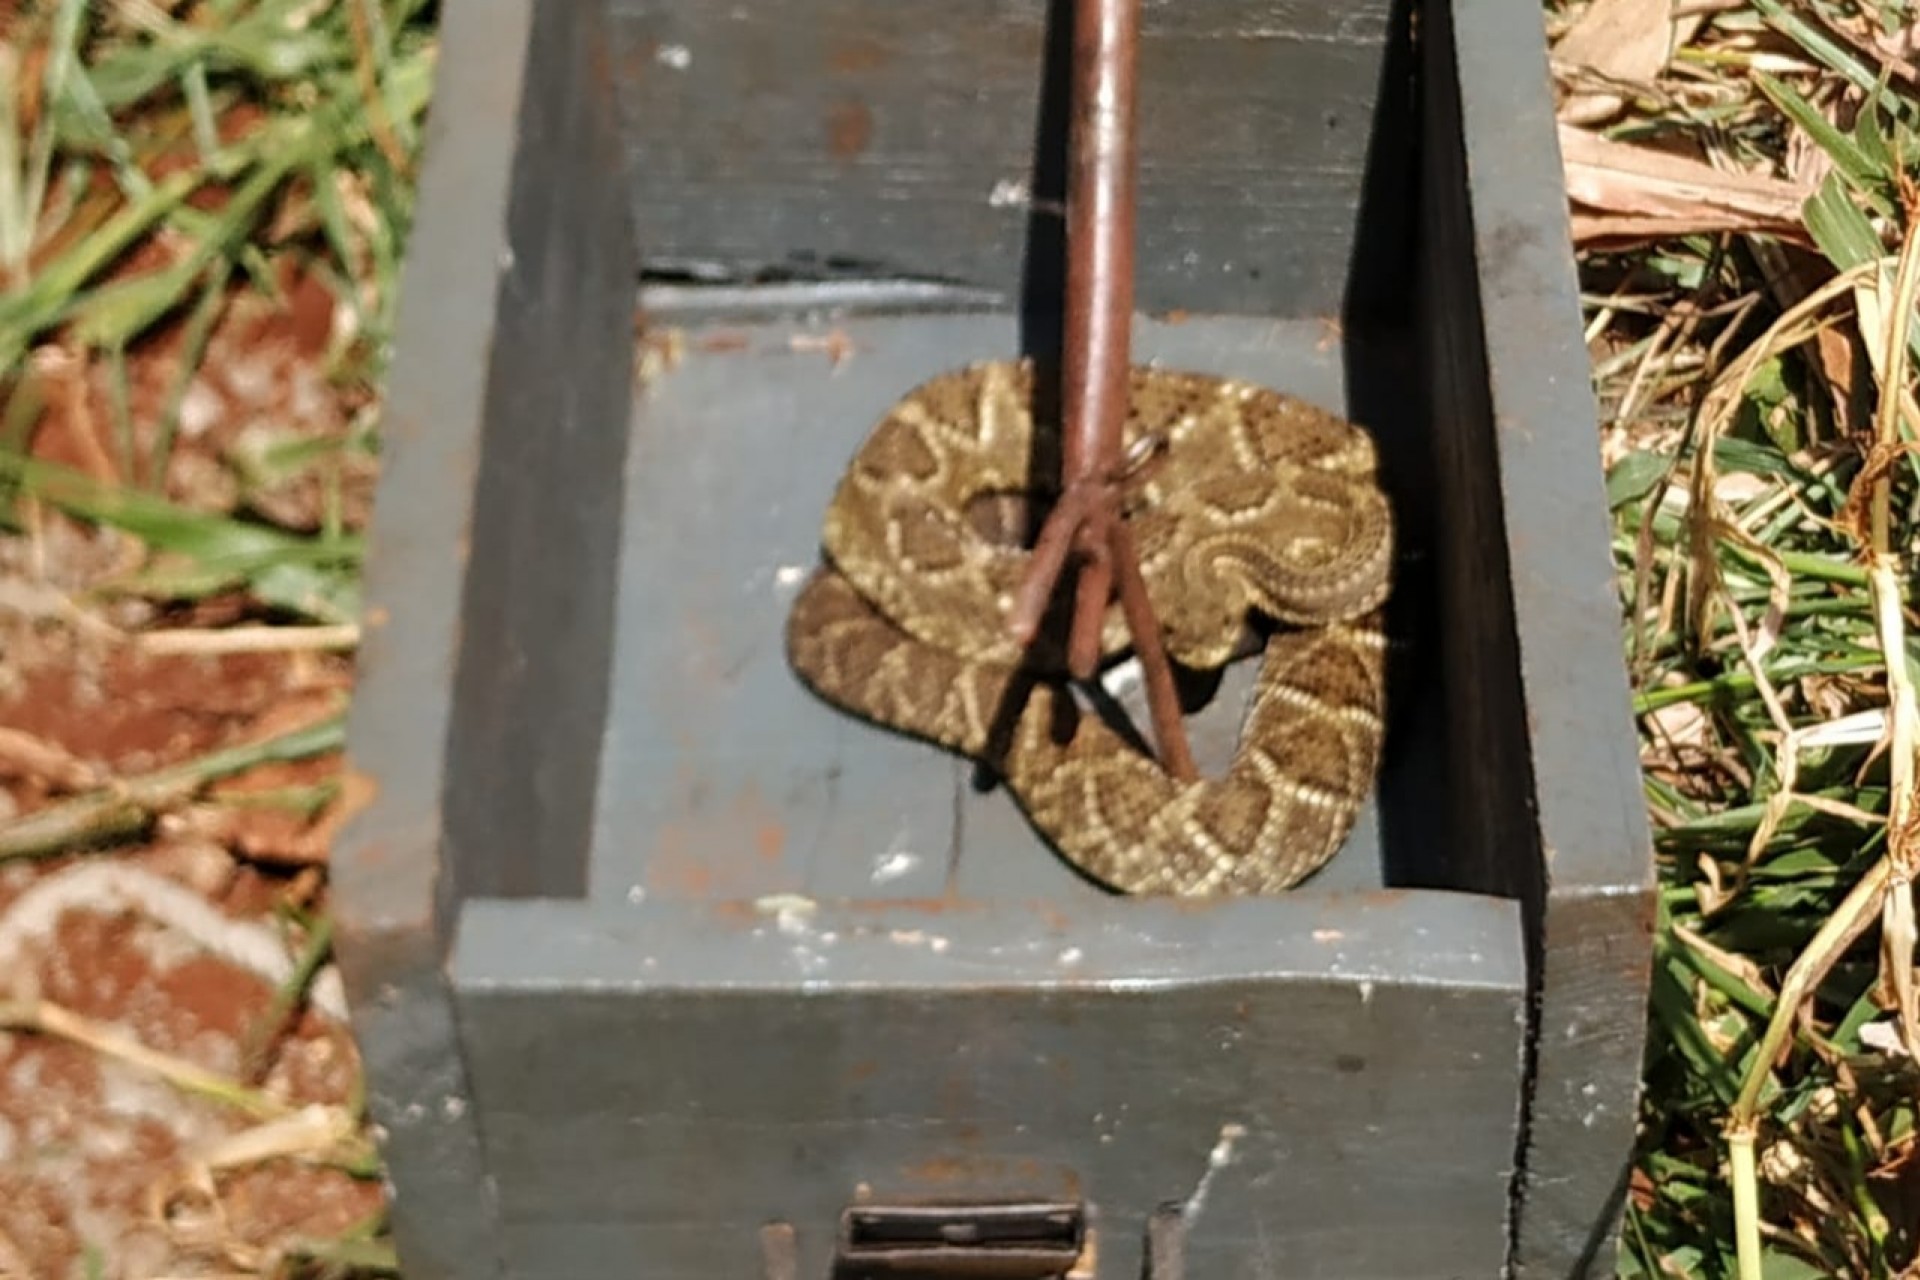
[591,312,1439,904]
[1423,1,1658,1273]
[330,3,634,1278]
[330,1,1657,1277]
[604,0,1399,317]
[454,893,1526,1280]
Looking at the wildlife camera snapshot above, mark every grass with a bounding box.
[1572,3,1920,1273]
[0,0,1918,1277]
[0,0,431,597]
[0,2,434,1275]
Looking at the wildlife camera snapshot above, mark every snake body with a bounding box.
[784,358,1394,895]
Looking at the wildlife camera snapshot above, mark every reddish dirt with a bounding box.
[0,644,381,1280]
[0,259,386,1278]
[22,257,378,532]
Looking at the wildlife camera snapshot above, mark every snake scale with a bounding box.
[784,358,1394,895]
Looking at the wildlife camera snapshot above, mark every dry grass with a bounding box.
[1553,0,1920,1274]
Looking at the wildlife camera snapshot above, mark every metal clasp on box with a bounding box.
[762,1199,1189,1279]
[833,1201,1085,1278]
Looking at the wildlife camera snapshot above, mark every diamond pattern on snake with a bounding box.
[785,357,1393,896]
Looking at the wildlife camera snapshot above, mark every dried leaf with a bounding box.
[1560,124,1815,244]
[1552,0,1705,124]
[1874,17,1920,68]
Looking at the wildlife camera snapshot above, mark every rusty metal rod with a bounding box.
[1007,0,1197,785]
[1108,516,1196,784]
[1009,0,1137,658]
[1061,0,1138,505]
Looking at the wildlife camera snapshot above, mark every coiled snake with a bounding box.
[784,358,1393,895]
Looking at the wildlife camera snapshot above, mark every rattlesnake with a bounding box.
[784,358,1393,895]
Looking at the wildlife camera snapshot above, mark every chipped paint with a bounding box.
[886,928,951,954]
[871,848,920,883]
[1182,1122,1248,1223]
[988,177,1031,208]
[754,893,820,937]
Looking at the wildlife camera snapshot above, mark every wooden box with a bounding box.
[333,1,1655,1276]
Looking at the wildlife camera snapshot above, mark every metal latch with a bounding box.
[832,1200,1087,1278]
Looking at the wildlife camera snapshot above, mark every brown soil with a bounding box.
[0,261,386,1279]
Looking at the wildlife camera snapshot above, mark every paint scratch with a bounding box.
[755,893,819,937]
[1183,1122,1248,1223]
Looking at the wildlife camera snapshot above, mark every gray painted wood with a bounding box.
[332,0,1657,1276]
[477,291,1520,1279]
[1434,2,1659,1274]
[331,2,634,1277]
[592,311,1435,905]
[442,1,636,906]
[452,893,1526,1280]
[603,0,1399,317]
[330,5,542,1278]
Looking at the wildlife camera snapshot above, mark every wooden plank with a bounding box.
[440,0,637,903]
[603,0,1398,316]
[453,894,1526,1280]
[1420,1,1659,1273]
[332,2,635,1276]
